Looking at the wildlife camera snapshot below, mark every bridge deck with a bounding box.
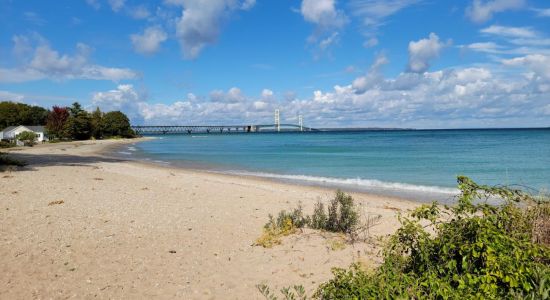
[132,124,317,134]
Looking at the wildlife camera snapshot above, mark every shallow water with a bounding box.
[122,129,550,202]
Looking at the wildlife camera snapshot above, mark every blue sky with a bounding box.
[0,0,549,128]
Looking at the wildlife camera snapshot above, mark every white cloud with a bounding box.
[92,58,550,128]
[128,5,151,19]
[481,25,536,38]
[300,0,347,52]
[85,0,101,10]
[352,53,388,93]
[502,54,550,81]
[0,91,25,102]
[349,0,421,46]
[301,0,347,29]
[407,33,448,73]
[131,26,168,55]
[466,0,526,23]
[108,0,126,12]
[0,36,138,83]
[534,8,550,17]
[172,0,255,59]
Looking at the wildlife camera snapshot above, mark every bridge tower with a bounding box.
[274,109,280,132]
[298,115,303,132]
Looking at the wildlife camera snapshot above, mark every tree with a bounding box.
[16,131,38,146]
[0,101,49,130]
[66,102,92,140]
[102,111,135,138]
[90,107,103,139]
[46,106,70,140]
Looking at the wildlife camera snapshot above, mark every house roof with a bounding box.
[1,125,45,134]
[0,126,17,134]
[21,125,45,132]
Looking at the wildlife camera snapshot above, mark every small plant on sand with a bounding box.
[255,204,309,248]
[256,191,375,248]
[257,284,308,300]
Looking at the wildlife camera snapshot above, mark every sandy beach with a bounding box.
[1,139,420,299]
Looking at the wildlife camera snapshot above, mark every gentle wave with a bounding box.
[225,171,458,196]
[127,146,137,152]
[118,151,132,155]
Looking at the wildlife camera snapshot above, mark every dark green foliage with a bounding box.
[90,107,103,139]
[0,101,48,130]
[102,111,135,138]
[66,102,92,140]
[16,131,38,146]
[315,176,550,299]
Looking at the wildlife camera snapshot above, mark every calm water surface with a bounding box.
[121,129,550,201]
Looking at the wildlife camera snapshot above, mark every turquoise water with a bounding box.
[122,129,550,201]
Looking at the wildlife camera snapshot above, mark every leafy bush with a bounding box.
[16,131,38,146]
[315,176,550,299]
[0,140,14,148]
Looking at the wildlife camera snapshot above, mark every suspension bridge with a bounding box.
[131,110,318,135]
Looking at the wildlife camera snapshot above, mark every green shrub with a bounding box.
[16,131,38,146]
[0,140,14,148]
[256,191,363,248]
[315,176,550,299]
[310,201,328,230]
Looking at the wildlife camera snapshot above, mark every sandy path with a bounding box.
[0,140,418,299]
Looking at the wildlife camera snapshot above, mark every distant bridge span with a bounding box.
[132,124,318,135]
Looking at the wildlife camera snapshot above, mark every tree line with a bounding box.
[0,101,135,140]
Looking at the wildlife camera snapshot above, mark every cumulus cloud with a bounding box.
[0,36,138,83]
[352,53,389,93]
[502,54,550,81]
[300,0,347,52]
[131,26,168,55]
[466,0,526,23]
[407,33,448,73]
[171,0,255,59]
[85,0,101,10]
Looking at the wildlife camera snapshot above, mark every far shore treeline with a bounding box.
[0,101,135,141]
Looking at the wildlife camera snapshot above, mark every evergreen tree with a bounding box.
[65,102,92,140]
[90,107,103,139]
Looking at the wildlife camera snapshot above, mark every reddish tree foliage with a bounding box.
[45,106,69,139]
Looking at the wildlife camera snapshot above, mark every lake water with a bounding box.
[120,129,550,202]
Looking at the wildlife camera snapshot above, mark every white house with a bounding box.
[0,125,48,144]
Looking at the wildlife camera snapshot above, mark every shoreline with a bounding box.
[1,139,420,299]
[107,137,458,204]
[104,137,427,206]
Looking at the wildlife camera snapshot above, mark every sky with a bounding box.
[0,0,549,128]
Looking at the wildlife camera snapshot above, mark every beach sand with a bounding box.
[1,139,419,299]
